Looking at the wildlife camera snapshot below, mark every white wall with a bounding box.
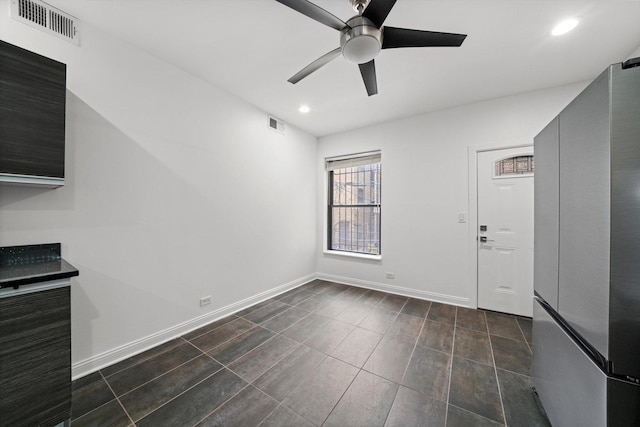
[316,82,587,306]
[628,43,640,60]
[0,1,317,377]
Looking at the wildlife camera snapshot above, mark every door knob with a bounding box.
[480,236,495,243]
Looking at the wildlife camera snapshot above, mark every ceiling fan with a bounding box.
[275,0,467,96]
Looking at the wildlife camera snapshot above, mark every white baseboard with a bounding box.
[71,273,316,380]
[72,272,469,379]
[316,273,470,307]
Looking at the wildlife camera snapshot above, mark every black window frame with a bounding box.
[327,154,381,256]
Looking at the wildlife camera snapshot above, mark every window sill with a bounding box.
[323,250,382,261]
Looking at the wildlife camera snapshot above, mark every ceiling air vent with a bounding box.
[268,116,286,134]
[10,0,80,46]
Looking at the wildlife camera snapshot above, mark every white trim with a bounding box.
[72,271,471,379]
[317,273,470,307]
[0,172,64,187]
[322,250,381,261]
[0,277,71,299]
[322,149,383,257]
[492,173,533,180]
[325,150,381,163]
[71,273,316,379]
[467,143,534,311]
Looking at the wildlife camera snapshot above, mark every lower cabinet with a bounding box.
[0,286,71,427]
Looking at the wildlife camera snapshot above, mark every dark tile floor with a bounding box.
[71,280,550,427]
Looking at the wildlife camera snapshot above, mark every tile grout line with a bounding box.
[252,351,338,427]
[272,352,331,424]
[112,338,207,399]
[515,318,534,354]
[99,370,136,426]
[443,305,459,426]
[380,302,433,427]
[181,315,241,343]
[242,301,296,325]
[188,317,259,351]
[448,403,508,425]
[79,284,472,426]
[217,288,361,397]
[264,307,315,336]
[70,384,126,425]
[190,316,275,356]
[485,311,509,427]
[227,336,301,384]
[100,336,193,379]
[189,382,255,427]
[255,403,281,427]
[315,358,361,426]
[345,297,404,376]
[69,283,321,424]
[395,313,427,396]
[126,339,235,424]
[132,367,227,424]
[314,293,410,425]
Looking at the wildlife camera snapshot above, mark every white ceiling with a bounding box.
[47,0,640,137]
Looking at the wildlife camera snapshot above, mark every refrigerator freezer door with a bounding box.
[558,68,611,359]
[534,117,560,310]
[533,299,606,427]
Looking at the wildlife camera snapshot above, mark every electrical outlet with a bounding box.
[385,272,395,279]
[200,296,212,307]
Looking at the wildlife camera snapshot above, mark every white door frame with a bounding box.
[467,142,533,310]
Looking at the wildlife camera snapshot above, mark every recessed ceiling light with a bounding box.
[552,19,579,36]
[298,105,310,114]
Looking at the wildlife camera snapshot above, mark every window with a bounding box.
[327,152,381,255]
[494,155,534,177]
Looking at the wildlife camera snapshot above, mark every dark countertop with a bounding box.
[0,243,79,289]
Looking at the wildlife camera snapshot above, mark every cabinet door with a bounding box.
[0,287,71,426]
[0,40,66,178]
[558,68,611,359]
[534,117,559,310]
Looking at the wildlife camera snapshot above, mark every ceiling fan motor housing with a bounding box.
[340,16,382,64]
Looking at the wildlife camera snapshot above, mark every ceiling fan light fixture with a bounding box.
[340,16,382,64]
[551,18,579,36]
[342,35,381,63]
[276,0,467,96]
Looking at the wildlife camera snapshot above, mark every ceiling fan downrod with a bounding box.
[275,0,467,96]
[349,0,370,15]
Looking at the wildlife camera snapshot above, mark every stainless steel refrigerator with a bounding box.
[533,57,640,427]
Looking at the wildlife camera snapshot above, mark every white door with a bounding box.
[477,147,534,317]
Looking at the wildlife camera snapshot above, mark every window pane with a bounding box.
[495,155,534,176]
[332,164,381,206]
[331,206,380,254]
[328,156,381,256]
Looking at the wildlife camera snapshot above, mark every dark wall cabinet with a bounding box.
[0,40,66,186]
[0,286,71,426]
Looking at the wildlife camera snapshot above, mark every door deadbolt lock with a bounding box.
[480,225,487,231]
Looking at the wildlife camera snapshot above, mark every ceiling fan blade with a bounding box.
[358,60,378,96]
[362,0,397,28]
[382,26,467,49]
[288,48,342,84]
[275,0,349,31]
